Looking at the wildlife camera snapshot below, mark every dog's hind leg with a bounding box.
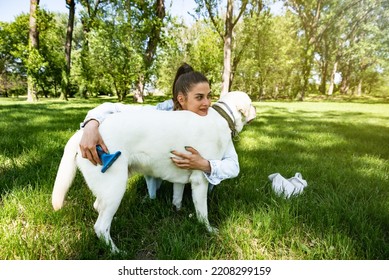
[93,182,126,253]
[91,165,128,253]
[172,183,185,210]
[190,173,218,234]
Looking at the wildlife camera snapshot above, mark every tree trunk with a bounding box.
[319,52,328,95]
[300,50,312,101]
[133,0,165,103]
[340,65,350,94]
[327,61,338,96]
[356,79,362,96]
[274,85,279,99]
[27,0,40,102]
[134,75,145,103]
[319,60,327,95]
[61,0,76,101]
[340,79,349,94]
[78,0,102,98]
[200,0,248,97]
[221,0,233,97]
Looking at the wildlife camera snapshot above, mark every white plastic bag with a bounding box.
[268,172,307,198]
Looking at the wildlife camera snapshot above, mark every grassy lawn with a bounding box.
[0,97,388,260]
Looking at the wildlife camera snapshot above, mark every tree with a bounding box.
[27,0,40,102]
[285,0,327,100]
[336,0,389,96]
[77,0,107,97]
[38,12,68,97]
[74,0,169,101]
[229,1,265,91]
[194,0,251,96]
[155,18,223,97]
[62,0,76,100]
[285,0,389,98]
[133,0,166,103]
[3,0,388,101]
[234,12,301,100]
[0,12,67,98]
[86,2,142,101]
[0,17,29,97]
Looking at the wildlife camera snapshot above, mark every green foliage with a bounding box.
[188,21,223,89]
[37,13,68,97]
[72,0,167,100]
[0,15,29,96]
[234,12,303,100]
[86,11,143,99]
[0,98,389,259]
[283,0,389,98]
[1,0,388,100]
[155,18,223,97]
[0,9,68,98]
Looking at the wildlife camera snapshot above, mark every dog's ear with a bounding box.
[238,106,249,117]
[243,105,256,123]
[234,92,256,123]
[239,106,255,123]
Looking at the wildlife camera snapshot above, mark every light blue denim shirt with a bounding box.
[82,101,239,186]
[155,99,174,111]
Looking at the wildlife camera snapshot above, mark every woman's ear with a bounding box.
[177,94,185,106]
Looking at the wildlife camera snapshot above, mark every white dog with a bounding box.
[52,91,256,252]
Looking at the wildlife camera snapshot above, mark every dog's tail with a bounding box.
[52,131,81,211]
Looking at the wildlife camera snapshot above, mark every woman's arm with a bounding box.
[80,102,164,164]
[80,102,130,164]
[170,141,239,185]
[170,147,211,173]
[204,141,240,185]
[79,119,106,165]
[81,102,129,128]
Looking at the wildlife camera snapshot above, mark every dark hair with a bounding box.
[173,71,209,110]
[172,63,194,96]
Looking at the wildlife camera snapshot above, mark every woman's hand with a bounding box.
[79,120,108,165]
[170,146,211,173]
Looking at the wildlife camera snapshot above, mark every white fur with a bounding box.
[52,91,255,252]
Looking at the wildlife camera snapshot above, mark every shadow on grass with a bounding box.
[0,100,213,260]
[98,104,389,259]
[1,100,388,259]
[212,105,389,259]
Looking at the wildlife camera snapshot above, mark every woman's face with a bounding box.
[178,82,211,116]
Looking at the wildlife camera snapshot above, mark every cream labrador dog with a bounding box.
[52,91,256,252]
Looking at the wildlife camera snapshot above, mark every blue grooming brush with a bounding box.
[96,145,121,173]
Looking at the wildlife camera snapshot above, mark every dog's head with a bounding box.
[217,91,256,134]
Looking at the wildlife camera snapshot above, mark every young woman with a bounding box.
[79,64,239,195]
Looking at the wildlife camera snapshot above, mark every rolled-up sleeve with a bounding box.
[81,102,130,128]
[81,102,159,128]
[203,141,240,185]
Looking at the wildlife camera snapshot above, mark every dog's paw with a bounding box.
[173,203,182,212]
[207,225,219,234]
[110,244,120,254]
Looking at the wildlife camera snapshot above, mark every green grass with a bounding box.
[0,97,388,260]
